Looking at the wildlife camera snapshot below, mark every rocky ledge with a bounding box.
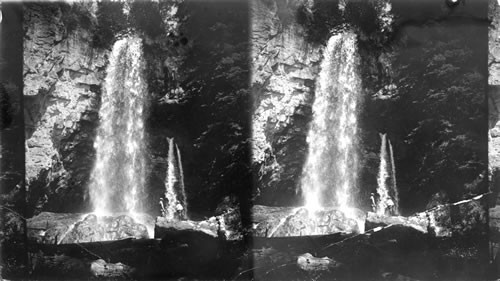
[366,194,488,237]
[27,212,154,244]
[253,194,486,238]
[155,212,242,241]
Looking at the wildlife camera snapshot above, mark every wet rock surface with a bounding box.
[27,212,152,244]
[366,212,428,233]
[155,208,242,241]
[366,194,488,237]
[252,205,365,237]
[155,217,219,239]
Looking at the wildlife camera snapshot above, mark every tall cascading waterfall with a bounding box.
[161,137,188,220]
[300,31,362,222]
[89,36,147,216]
[373,133,399,215]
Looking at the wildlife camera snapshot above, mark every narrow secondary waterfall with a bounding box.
[389,137,399,213]
[161,137,188,220]
[301,31,362,216]
[175,142,188,217]
[373,133,399,215]
[89,36,147,216]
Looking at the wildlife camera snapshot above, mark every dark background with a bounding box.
[0,2,27,277]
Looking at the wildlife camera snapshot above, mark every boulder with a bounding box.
[252,205,366,237]
[62,214,149,243]
[27,212,152,244]
[296,253,342,272]
[155,218,218,239]
[365,212,428,234]
[90,259,135,279]
[155,205,243,241]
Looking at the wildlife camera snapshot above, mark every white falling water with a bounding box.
[175,142,188,218]
[373,133,399,215]
[388,138,399,214]
[301,31,361,218]
[161,137,187,220]
[89,36,147,216]
[374,133,391,214]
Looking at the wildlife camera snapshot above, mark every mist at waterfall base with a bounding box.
[300,31,365,233]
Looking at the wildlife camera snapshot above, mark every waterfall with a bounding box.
[373,133,399,215]
[301,31,361,217]
[388,138,399,214]
[164,137,177,219]
[89,36,147,216]
[163,137,178,220]
[374,133,391,215]
[161,137,187,220]
[175,142,188,218]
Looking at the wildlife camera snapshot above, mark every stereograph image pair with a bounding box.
[0,0,498,280]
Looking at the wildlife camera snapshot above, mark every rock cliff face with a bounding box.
[24,3,106,214]
[251,0,321,206]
